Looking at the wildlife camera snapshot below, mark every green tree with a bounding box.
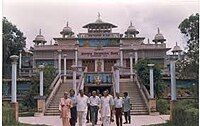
[3,17,26,78]
[177,13,199,80]
[134,59,166,98]
[21,66,56,109]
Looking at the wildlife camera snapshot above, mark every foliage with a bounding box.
[134,59,165,98]
[21,66,56,109]
[3,17,26,78]
[172,99,199,126]
[2,102,17,125]
[157,99,170,115]
[176,13,199,80]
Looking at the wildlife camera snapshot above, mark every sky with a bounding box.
[2,0,199,53]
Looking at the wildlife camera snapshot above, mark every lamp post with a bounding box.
[10,55,19,122]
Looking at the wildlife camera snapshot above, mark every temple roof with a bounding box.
[33,29,47,44]
[153,28,166,43]
[60,22,74,35]
[82,13,117,28]
[172,42,182,52]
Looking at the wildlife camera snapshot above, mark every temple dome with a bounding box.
[172,42,182,53]
[33,29,47,45]
[60,22,74,36]
[125,21,139,37]
[153,28,166,43]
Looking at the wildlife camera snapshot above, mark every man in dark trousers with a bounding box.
[69,89,77,126]
[114,93,123,126]
[123,92,131,124]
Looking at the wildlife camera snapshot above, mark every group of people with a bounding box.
[59,89,131,126]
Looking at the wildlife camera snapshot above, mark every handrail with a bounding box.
[134,73,150,113]
[76,67,87,93]
[49,73,60,89]
[44,74,61,113]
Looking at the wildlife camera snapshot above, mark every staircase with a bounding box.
[45,79,73,116]
[119,79,149,115]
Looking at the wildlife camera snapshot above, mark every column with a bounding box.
[135,51,138,64]
[170,59,176,101]
[58,50,62,74]
[170,57,177,120]
[148,64,155,99]
[114,64,120,93]
[72,65,77,95]
[101,59,104,72]
[10,55,19,102]
[95,60,98,72]
[130,53,133,80]
[178,52,181,60]
[120,47,123,67]
[38,65,44,96]
[19,50,22,70]
[10,55,19,122]
[63,54,67,82]
[75,48,78,66]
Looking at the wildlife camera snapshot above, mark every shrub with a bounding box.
[157,99,169,114]
[2,102,17,125]
[172,100,199,126]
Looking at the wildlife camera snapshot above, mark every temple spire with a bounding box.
[98,12,101,19]
[130,21,133,26]
[39,29,41,35]
[66,21,68,27]
[176,42,178,46]
[158,27,160,34]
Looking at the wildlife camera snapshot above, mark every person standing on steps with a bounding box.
[69,89,77,126]
[89,91,101,126]
[114,93,123,126]
[123,92,131,124]
[59,91,73,126]
[76,90,89,126]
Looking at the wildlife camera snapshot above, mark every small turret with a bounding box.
[152,28,166,44]
[125,21,139,37]
[60,22,74,38]
[33,29,47,45]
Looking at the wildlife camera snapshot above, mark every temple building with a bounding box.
[32,15,170,72]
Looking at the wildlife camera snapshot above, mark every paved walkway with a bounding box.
[19,115,170,126]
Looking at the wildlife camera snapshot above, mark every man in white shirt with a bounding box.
[114,93,123,126]
[76,90,89,126]
[100,90,113,126]
[89,91,100,126]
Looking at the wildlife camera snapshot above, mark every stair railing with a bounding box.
[44,73,62,113]
[134,73,151,113]
[76,67,87,94]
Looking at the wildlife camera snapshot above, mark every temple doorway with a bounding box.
[84,85,113,96]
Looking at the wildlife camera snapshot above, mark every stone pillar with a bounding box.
[75,48,78,66]
[101,59,104,72]
[10,55,19,122]
[19,50,22,70]
[129,53,133,80]
[35,65,46,116]
[72,65,77,95]
[58,50,62,74]
[95,59,98,72]
[63,54,67,82]
[134,51,138,64]
[170,58,177,120]
[148,64,155,99]
[120,47,123,67]
[114,64,120,93]
[38,65,44,96]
